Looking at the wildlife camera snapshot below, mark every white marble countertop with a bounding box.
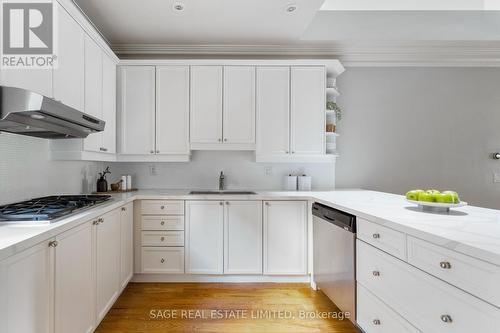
[1,189,499,266]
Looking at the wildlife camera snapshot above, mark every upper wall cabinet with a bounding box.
[117,66,190,162]
[256,66,331,163]
[117,66,156,156]
[156,66,190,156]
[53,3,84,111]
[190,66,223,146]
[190,66,256,150]
[290,67,326,155]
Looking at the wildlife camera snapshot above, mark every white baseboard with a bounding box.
[132,274,311,283]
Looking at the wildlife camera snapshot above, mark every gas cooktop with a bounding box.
[0,195,111,222]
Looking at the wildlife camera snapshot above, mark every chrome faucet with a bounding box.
[219,171,225,191]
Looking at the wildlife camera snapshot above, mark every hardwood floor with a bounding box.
[96,283,361,333]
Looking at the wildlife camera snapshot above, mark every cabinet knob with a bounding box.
[93,220,99,225]
[98,218,104,223]
[291,151,295,154]
[161,206,165,210]
[219,202,224,205]
[99,147,108,152]
[218,138,222,142]
[161,237,165,241]
[440,315,452,323]
[156,150,160,153]
[160,221,165,226]
[372,319,381,325]
[225,201,229,205]
[160,258,165,263]
[121,207,126,211]
[372,271,380,277]
[48,240,58,248]
[265,202,270,206]
[372,233,380,239]
[224,138,227,142]
[285,151,289,154]
[439,261,452,269]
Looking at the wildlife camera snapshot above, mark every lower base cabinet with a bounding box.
[263,201,307,275]
[0,204,132,333]
[55,222,95,333]
[95,209,121,322]
[357,283,420,333]
[185,201,224,274]
[0,240,54,333]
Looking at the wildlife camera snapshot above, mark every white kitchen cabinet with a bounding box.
[224,201,263,274]
[256,67,290,157]
[263,201,307,275]
[156,66,190,155]
[290,67,326,155]
[185,201,224,274]
[0,240,54,333]
[53,3,84,111]
[118,66,156,155]
[95,209,121,322]
[101,54,117,154]
[190,66,223,145]
[120,202,134,290]
[83,36,103,153]
[223,66,256,145]
[55,221,95,333]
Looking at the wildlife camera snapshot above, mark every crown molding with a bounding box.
[112,41,500,67]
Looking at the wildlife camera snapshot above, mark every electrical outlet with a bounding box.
[149,165,157,176]
[265,166,273,176]
[494,172,500,183]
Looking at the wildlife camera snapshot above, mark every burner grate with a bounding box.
[0,195,111,221]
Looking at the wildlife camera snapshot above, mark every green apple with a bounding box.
[426,189,441,195]
[406,189,424,201]
[442,191,460,203]
[435,192,454,203]
[418,191,436,202]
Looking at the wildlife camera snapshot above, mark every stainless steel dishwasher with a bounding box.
[312,202,356,323]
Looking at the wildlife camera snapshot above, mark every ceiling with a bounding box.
[74,0,325,44]
[74,0,500,65]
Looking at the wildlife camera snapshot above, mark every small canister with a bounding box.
[284,175,298,191]
[126,175,132,190]
[298,175,312,191]
[121,175,127,191]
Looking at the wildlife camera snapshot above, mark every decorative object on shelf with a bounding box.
[96,166,111,192]
[326,101,342,122]
[110,180,122,191]
[326,123,336,133]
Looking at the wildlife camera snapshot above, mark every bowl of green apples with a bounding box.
[405,189,467,212]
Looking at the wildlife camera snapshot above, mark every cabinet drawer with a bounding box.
[141,200,184,215]
[407,236,500,308]
[141,231,184,247]
[141,216,184,231]
[357,240,500,333]
[357,283,421,333]
[141,247,184,273]
[357,218,406,260]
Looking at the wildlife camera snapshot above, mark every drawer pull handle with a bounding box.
[372,233,380,239]
[372,319,381,325]
[160,221,165,226]
[372,271,380,277]
[48,241,58,248]
[161,258,165,263]
[161,206,165,209]
[440,315,452,323]
[439,261,452,269]
[161,237,165,241]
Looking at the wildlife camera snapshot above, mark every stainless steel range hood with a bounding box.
[0,86,105,139]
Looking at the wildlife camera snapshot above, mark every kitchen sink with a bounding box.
[189,191,257,195]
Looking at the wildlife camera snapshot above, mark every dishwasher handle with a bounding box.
[312,202,356,233]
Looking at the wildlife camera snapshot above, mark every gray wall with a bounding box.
[336,67,500,209]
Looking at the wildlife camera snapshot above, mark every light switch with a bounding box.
[265,167,273,176]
